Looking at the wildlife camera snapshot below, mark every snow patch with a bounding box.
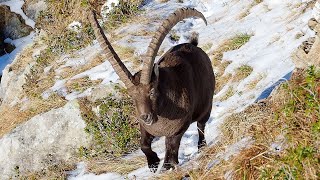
[101,0,120,19]
[68,21,82,32]
[0,33,34,75]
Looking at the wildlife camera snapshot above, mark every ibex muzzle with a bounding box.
[135,93,154,125]
[89,7,215,171]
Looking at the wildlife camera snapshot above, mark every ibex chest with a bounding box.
[140,116,190,137]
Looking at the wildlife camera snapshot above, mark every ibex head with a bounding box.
[89,8,207,125]
[128,66,159,125]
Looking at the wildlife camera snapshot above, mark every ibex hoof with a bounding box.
[148,163,159,173]
[163,162,178,171]
[144,119,154,126]
[140,114,154,125]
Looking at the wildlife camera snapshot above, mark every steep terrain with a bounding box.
[0,0,319,179]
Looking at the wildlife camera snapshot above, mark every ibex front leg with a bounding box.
[163,133,184,170]
[140,125,160,172]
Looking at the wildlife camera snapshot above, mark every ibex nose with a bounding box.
[140,114,149,121]
[139,114,153,125]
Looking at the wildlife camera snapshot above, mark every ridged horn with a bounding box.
[89,11,135,88]
[140,7,207,84]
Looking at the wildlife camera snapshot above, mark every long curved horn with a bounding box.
[140,7,207,84]
[89,11,135,88]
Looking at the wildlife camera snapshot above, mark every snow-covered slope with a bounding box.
[0,0,317,179]
[65,0,315,179]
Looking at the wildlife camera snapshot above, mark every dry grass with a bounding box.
[158,0,170,3]
[215,73,232,93]
[59,54,105,79]
[0,93,66,137]
[214,64,253,96]
[86,156,146,175]
[246,74,265,90]
[211,34,252,63]
[238,0,263,20]
[211,35,253,96]
[219,86,235,101]
[0,105,31,137]
[233,65,253,82]
[19,160,77,179]
[201,43,213,53]
[113,45,141,68]
[131,28,153,37]
[9,43,40,73]
[0,0,144,137]
[65,77,102,93]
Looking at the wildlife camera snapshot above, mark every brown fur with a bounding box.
[128,43,215,170]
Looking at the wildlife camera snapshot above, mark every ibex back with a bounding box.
[89,7,215,171]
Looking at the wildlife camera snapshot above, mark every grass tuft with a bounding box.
[234,65,253,81]
[103,0,143,30]
[211,33,252,67]
[220,86,235,101]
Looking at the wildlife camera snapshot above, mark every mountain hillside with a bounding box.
[0,0,319,179]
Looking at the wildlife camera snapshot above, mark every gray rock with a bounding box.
[0,100,90,179]
[22,0,47,21]
[0,59,34,106]
[0,5,33,40]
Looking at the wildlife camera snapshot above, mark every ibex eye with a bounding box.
[149,88,155,97]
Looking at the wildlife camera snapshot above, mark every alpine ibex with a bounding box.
[89,7,215,171]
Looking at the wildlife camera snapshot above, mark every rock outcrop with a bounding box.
[0,5,33,40]
[22,0,47,21]
[292,2,320,68]
[0,100,90,179]
[0,35,15,56]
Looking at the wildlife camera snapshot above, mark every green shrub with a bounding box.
[103,0,143,30]
[80,86,139,158]
[36,0,95,54]
[228,33,252,50]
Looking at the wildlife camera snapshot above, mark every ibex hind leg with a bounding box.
[197,110,211,149]
[140,125,160,172]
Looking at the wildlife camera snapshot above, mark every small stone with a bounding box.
[308,18,318,31]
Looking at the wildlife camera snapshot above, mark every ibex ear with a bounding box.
[152,63,160,88]
[154,63,159,80]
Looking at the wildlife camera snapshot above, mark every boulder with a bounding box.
[0,5,33,40]
[22,0,47,21]
[0,48,34,105]
[0,100,90,179]
[0,35,15,56]
[292,10,320,68]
